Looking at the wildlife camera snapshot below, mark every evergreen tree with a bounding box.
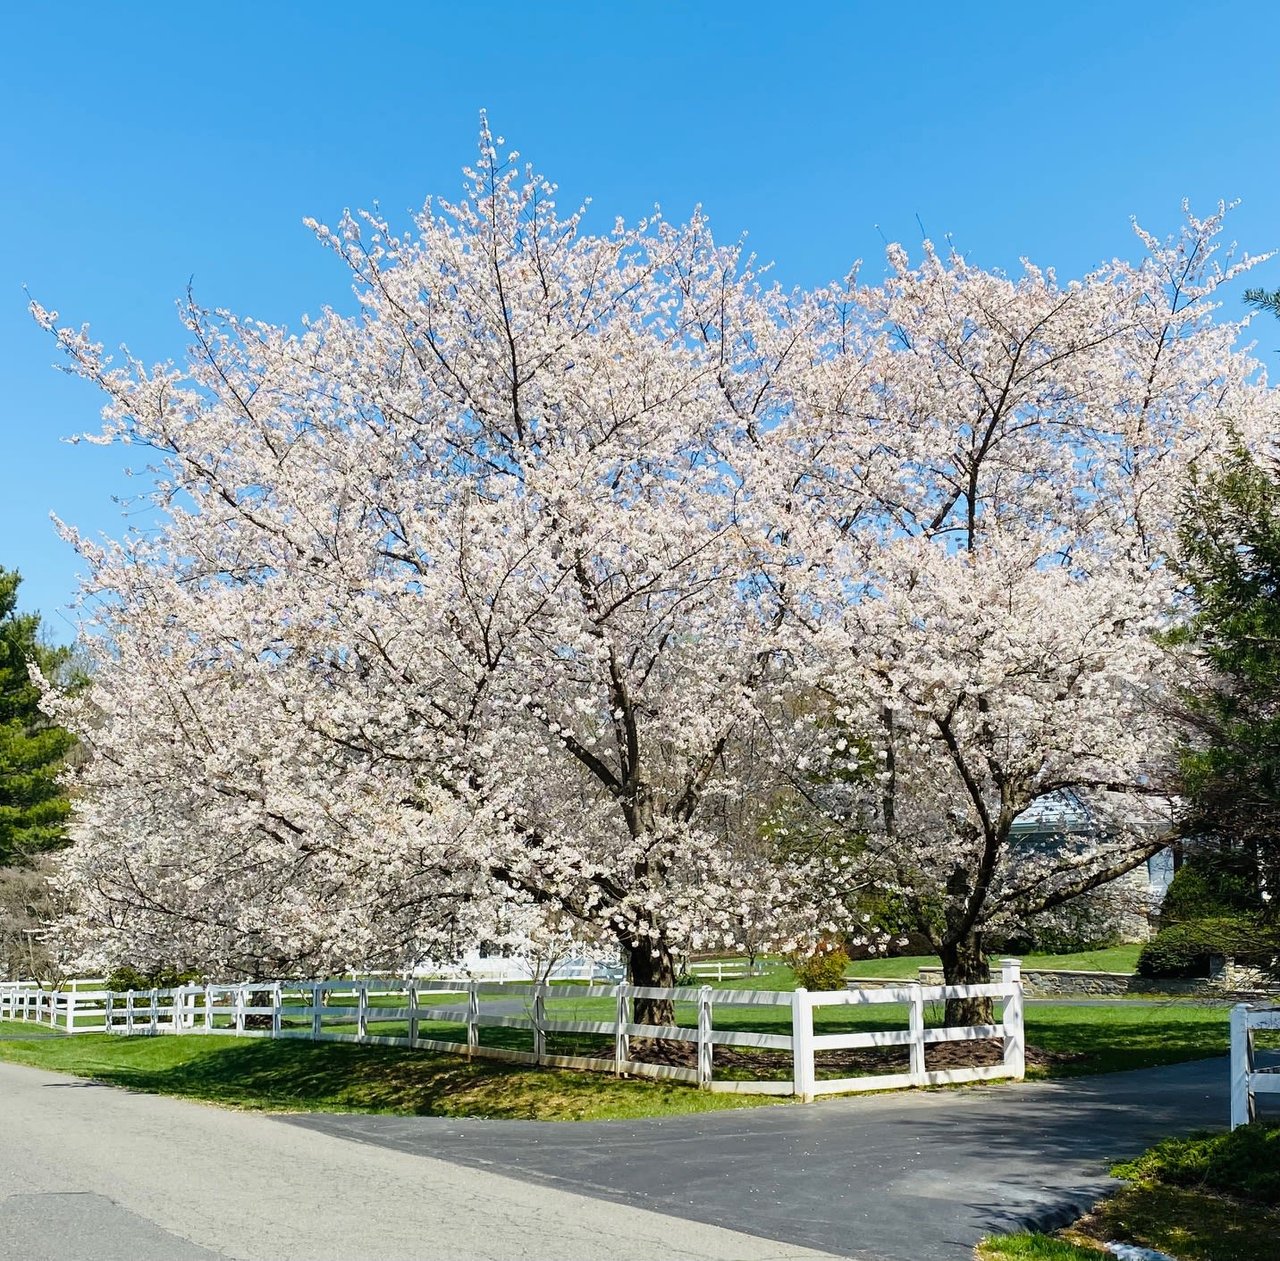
[1174,443,1280,912]
[0,569,74,866]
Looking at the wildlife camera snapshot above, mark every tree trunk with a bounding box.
[245,988,274,1031]
[624,939,679,1061]
[939,933,992,1026]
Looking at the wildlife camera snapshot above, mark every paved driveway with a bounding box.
[286,1056,1275,1261]
[0,1060,839,1261]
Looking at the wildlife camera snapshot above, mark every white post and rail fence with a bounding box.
[1231,1002,1280,1129]
[1,959,1026,1101]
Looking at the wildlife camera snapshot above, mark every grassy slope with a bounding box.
[980,1123,1280,1261]
[0,1022,775,1120]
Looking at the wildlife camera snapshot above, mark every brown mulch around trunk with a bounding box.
[626,1037,1080,1075]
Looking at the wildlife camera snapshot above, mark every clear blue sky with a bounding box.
[4,1,1280,641]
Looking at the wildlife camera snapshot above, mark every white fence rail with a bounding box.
[1,961,1024,1100]
[1230,1002,1280,1128]
[411,954,622,983]
[686,961,762,982]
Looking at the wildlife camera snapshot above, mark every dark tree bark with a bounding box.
[622,938,683,1064]
[245,987,274,1031]
[939,932,993,1026]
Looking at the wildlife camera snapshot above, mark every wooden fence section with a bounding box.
[0,962,1025,1100]
[1230,1002,1280,1128]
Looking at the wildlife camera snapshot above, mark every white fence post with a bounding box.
[908,982,926,1084]
[615,984,629,1071]
[64,989,76,1034]
[466,982,479,1058]
[271,982,282,1037]
[125,990,135,1036]
[1231,1003,1255,1130]
[104,990,114,1034]
[203,985,214,1033]
[234,986,246,1036]
[148,988,159,1036]
[697,985,713,1089]
[408,982,419,1048]
[1000,958,1025,1080]
[357,982,369,1042]
[532,984,546,1065]
[792,987,815,1101]
[312,983,323,1040]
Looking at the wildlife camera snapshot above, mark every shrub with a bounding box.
[1135,915,1268,978]
[1160,850,1261,926]
[789,942,850,990]
[105,964,203,991]
[1112,1122,1280,1205]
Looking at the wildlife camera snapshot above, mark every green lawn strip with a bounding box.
[1021,944,1142,973]
[845,945,1143,981]
[976,1234,1103,1259]
[1022,1003,1229,1077]
[0,1031,780,1120]
[979,1123,1280,1261]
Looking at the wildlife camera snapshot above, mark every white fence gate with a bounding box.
[1230,1002,1280,1128]
[1,961,1024,1100]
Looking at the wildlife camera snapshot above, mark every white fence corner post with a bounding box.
[65,989,76,1035]
[791,987,815,1102]
[203,984,213,1033]
[1230,1003,1255,1130]
[408,982,419,1048]
[272,982,282,1037]
[615,984,630,1072]
[466,982,479,1059]
[1000,958,1025,1081]
[234,985,246,1036]
[697,984,713,1090]
[357,982,369,1042]
[532,983,546,1065]
[908,982,926,1084]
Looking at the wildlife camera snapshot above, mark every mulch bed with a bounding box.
[626,1037,1080,1076]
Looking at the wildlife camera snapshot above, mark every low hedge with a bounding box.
[1136,915,1276,978]
[1112,1122,1280,1205]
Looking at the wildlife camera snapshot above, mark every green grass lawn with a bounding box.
[844,944,1143,979]
[0,1026,778,1120]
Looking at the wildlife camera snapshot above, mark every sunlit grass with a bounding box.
[0,1031,781,1120]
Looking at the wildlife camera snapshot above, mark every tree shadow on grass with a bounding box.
[80,1037,751,1121]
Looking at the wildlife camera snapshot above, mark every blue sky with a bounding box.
[4,1,1280,640]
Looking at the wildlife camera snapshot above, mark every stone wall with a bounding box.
[844,963,1276,1000]
[900,961,1279,1001]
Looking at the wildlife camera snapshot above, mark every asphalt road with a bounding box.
[0,1060,840,1261]
[286,1056,1278,1261]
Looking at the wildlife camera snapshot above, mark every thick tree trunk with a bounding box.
[624,939,680,1062]
[939,933,993,1027]
[245,988,274,1031]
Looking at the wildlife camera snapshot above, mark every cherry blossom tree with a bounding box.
[37,127,848,1020]
[770,206,1276,1020]
[35,122,1277,1041]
